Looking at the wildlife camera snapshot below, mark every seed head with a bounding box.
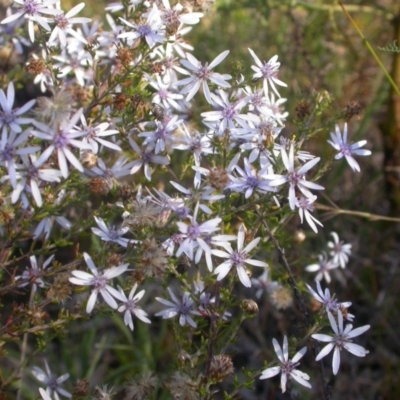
[210,355,234,382]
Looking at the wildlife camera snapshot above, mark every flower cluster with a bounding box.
[0,0,373,397]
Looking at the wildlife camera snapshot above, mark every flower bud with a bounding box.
[241,299,259,315]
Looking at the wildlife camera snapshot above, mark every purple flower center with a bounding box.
[138,24,151,37]
[230,251,246,266]
[24,0,40,16]
[339,143,352,156]
[0,111,16,125]
[297,197,314,211]
[93,275,107,289]
[222,105,236,120]
[0,144,15,162]
[125,299,138,312]
[281,360,297,375]
[158,89,169,100]
[108,228,122,241]
[288,171,302,185]
[187,223,200,240]
[246,175,260,188]
[53,131,69,148]
[261,63,277,79]
[27,164,39,179]
[195,65,211,80]
[55,14,69,29]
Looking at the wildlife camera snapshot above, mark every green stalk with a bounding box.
[338,0,400,98]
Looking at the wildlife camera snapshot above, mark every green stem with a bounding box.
[338,1,400,98]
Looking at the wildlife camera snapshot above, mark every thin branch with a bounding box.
[316,203,400,222]
[261,218,331,400]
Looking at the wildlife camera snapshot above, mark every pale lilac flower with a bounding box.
[0,128,40,188]
[32,109,91,178]
[92,216,138,247]
[138,115,181,154]
[259,336,311,393]
[11,154,62,207]
[274,137,315,163]
[251,268,278,299]
[295,195,323,233]
[128,138,170,181]
[117,284,151,331]
[312,311,370,375]
[176,202,222,270]
[262,92,288,126]
[0,82,36,135]
[69,252,128,314]
[118,4,165,48]
[176,51,231,103]
[48,3,91,48]
[269,144,324,210]
[15,255,54,292]
[33,189,72,239]
[201,89,257,135]
[248,48,287,98]
[213,224,268,287]
[155,287,199,328]
[227,157,276,199]
[87,156,136,183]
[171,124,214,166]
[32,360,71,400]
[170,178,224,215]
[328,123,371,172]
[193,280,231,320]
[77,115,121,154]
[327,232,352,268]
[0,7,30,54]
[39,388,53,400]
[52,48,94,87]
[306,281,354,321]
[146,75,184,111]
[1,0,62,42]
[161,0,203,26]
[152,45,189,84]
[305,252,338,284]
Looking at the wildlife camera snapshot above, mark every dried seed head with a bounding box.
[46,272,72,303]
[27,306,48,325]
[117,184,136,201]
[269,286,293,310]
[93,384,115,400]
[26,57,46,75]
[107,253,123,267]
[147,61,164,75]
[35,89,74,128]
[125,372,157,400]
[117,47,133,66]
[122,198,163,228]
[342,101,362,121]
[164,372,199,400]
[113,94,130,111]
[240,299,259,315]
[81,151,98,168]
[209,354,234,382]
[139,238,169,278]
[295,101,310,120]
[88,177,113,195]
[73,379,90,398]
[69,85,91,105]
[208,166,229,191]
